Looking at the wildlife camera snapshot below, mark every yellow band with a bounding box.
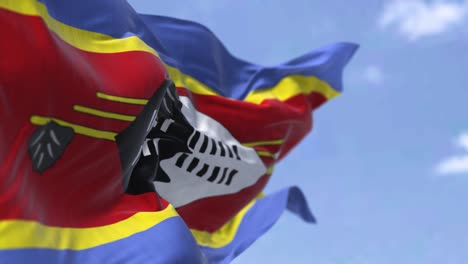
[1,0,338,105]
[30,115,117,141]
[73,105,136,122]
[0,0,158,56]
[190,193,265,248]
[0,205,178,250]
[96,92,149,105]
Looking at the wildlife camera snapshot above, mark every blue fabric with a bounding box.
[0,217,207,264]
[36,0,358,99]
[200,186,315,264]
[10,2,358,263]
[141,14,358,98]
[37,0,169,54]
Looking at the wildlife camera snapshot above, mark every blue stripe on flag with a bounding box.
[200,186,314,264]
[0,217,207,264]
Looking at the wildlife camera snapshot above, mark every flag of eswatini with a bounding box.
[0,1,358,263]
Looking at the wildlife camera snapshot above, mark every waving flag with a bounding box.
[138,15,357,263]
[0,0,357,263]
[0,1,206,264]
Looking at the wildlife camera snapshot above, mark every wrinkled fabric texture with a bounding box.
[0,0,357,263]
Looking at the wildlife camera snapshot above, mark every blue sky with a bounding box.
[129,1,468,263]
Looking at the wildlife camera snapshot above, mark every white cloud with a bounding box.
[379,0,468,41]
[363,65,384,85]
[436,132,468,175]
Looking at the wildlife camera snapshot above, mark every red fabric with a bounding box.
[0,9,167,227]
[0,8,326,231]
